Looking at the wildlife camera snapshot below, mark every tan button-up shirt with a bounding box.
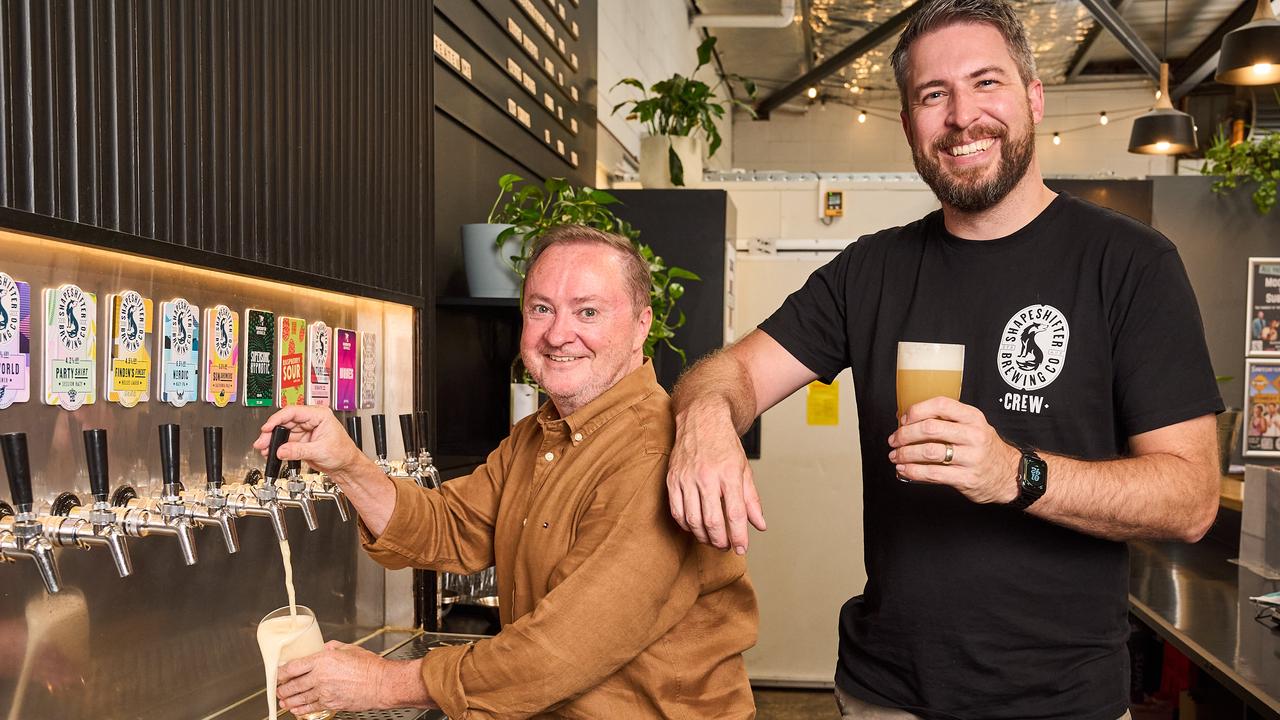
[362,362,758,719]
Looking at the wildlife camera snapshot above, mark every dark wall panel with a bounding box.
[0,0,431,298]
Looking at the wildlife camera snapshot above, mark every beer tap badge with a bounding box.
[306,320,332,407]
[0,272,31,409]
[334,328,358,411]
[243,308,276,407]
[43,283,97,410]
[105,290,153,407]
[276,315,306,407]
[159,298,200,407]
[203,304,240,408]
[359,331,378,409]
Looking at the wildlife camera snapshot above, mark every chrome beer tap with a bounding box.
[414,410,441,491]
[130,424,199,565]
[41,430,135,578]
[399,413,420,477]
[0,433,62,593]
[371,414,391,473]
[224,426,291,542]
[179,426,240,554]
[277,459,319,531]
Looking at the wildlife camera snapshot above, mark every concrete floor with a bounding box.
[753,688,841,719]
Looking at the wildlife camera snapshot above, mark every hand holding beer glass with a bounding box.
[258,605,334,720]
[895,342,965,479]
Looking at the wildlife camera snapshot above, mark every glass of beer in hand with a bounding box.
[896,342,965,416]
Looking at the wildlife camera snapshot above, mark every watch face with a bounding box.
[1023,457,1048,493]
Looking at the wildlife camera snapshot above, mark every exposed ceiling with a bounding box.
[695,0,1266,111]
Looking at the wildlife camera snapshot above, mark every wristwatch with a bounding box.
[1008,447,1047,511]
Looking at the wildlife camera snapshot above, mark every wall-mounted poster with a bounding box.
[0,272,31,410]
[333,328,357,411]
[42,284,97,410]
[1247,257,1280,356]
[277,315,306,407]
[104,290,152,407]
[305,320,332,406]
[1243,359,1280,457]
[243,308,275,407]
[158,298,200,407]
[203,305,239,407]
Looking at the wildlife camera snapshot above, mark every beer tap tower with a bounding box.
[372,414,391,473]
[185,426,241,554]
[414,411,441,490]
[0,432,62,593]
[148,424,200,565]
[40,429,135,578]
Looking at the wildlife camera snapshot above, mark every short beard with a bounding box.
[911,113,1035,213]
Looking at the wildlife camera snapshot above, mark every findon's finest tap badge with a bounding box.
[105,290,153,407]
[43,283,97,410]
[0,271,31,409]
[159,298,200,407]
[204,304,240,408]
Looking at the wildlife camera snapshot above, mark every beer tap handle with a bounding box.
[372,414,387,459]
[415,411,430,453]
[203,427,223,489]
[346,416,363,451]
[1,432,34,513]
[158,424,182,495]
[399,414,417,457]
[287,459,302,477]
[265,426,290,481]
[83,429,110,503]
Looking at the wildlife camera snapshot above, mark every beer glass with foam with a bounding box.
[257,605,334,720]
[896,342,965,416]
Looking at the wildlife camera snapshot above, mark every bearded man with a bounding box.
[665,1,1222,719]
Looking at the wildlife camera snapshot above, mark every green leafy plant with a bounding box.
[1201,120,1280,215]
[610,36,757,186]
[487,174,701,364]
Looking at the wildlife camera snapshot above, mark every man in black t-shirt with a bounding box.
[666,1,1223,719]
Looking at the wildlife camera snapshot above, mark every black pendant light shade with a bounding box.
[1128,63,1198,155]
[1215,0,1280,86]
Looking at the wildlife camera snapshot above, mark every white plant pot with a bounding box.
[639,135,703,188]
[461,223,521,298]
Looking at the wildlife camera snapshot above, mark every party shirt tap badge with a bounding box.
[0,272,31,410]
[243,308,276,407]
[104,290,153,407]
[158,298,200,407]
[334,328,357,411]
[277,315,306,407]
[203,305,240,408]
[43,283,97,410]
[306,320,332,407]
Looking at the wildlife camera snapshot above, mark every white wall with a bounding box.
[731,81,1178,178]
[596,0,734,181]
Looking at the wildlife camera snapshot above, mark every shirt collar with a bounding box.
[537,359,659,440]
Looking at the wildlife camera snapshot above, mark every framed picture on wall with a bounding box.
[1243,359,1280,457]
[1246,257,1280,357]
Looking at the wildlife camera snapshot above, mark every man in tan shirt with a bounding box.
[256,225,758,719]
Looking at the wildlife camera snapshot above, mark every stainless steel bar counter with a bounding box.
[1129,539,1280,719]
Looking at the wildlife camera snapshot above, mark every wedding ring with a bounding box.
[942,443,954,465]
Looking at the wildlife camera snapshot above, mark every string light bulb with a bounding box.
[1052,132,1061,145]
[1099,111,1109,125]
[857,110,867,124]
[806,86,818,99]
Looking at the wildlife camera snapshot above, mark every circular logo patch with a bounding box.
[170,299,196,354]
[118,291,147,353]
[56,285,90,351]
[213,305,235,359]
[997,304,1070,391]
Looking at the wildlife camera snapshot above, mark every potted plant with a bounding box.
[1201,114,1280,215]
[611,36,756,188]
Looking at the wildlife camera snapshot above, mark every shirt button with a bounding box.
[544,452,554,461]
[522,518,528,527]
[573,433,583,442]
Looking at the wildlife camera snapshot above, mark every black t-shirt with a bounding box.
[759,193,1223,720]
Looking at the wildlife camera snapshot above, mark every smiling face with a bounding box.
[900,22,1043,214]
[520,242,653,417]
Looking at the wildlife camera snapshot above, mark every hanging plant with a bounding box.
[1201,117,1280,215]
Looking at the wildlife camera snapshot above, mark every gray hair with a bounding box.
[524,225,651,316]
[890,0,1038,111]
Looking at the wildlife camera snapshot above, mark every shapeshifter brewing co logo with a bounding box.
[56,285,90,351]
[214,306,235,359]
[311,326,329,367]
[118,292,147,353]
[0,273,18,346]
[997,304,1069,392]
[170,300,196,354]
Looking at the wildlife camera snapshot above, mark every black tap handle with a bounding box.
[415,411,430,452]
[1,432,33,510]
[346,416,363,450]
[372,414,387,458]
[265,426,290,480]
[399,414,417,456]
[158,424,182,493]
[287,459,301,476]
[83,429,110,502]
[203,426,223,489]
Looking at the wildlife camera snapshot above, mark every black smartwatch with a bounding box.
[1008,447,1047,511]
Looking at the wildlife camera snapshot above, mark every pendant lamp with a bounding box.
[1128,63,1198,154]
[1215,0,1280,86]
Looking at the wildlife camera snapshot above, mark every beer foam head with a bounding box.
[897,342,965,371]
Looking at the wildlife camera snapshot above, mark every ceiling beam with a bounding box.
[754,1,922,119]
[1066,0,1137,82]
[1077,0,1161,79]
[1170,0,1280,101]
